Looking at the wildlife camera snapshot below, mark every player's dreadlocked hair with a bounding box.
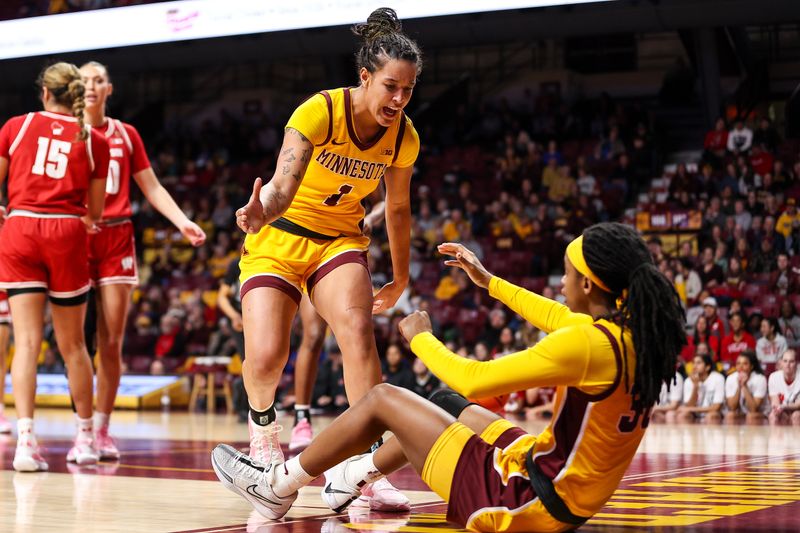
[582,222,686,408]
[352,7,423,76]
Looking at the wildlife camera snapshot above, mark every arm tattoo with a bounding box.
[281,147,297,163]
[286,127,310,144]
[263,188,287,219]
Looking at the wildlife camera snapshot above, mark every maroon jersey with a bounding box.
[0,111,109,215]
[95,119,150,220]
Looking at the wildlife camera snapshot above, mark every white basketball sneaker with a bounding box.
[66,432,99,466]
[211,443,297,520]
[13,439,49,472]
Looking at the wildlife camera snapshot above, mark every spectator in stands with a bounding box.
[720,311,756,370]
[727,119,753,155]
[749,144,774,179]
[733,198,752,231]
[540,156,560,193]
[682,314,721,362]
[733,237,751,272]
[595,125,625,161]
[756,317,788,367]
[652,371,684,423]
[719,256,746,302]
[576,167,598,197]
[778,300,800,349]
[750,237,778,274]
[768,349,800,425]
[762,215,786,253]
[698,247,723,289]
[547,165,576,204]
[674,258,702,306]
[769,253,799,296]
[492,327,518,358]
[472,341,491,362]
[38,348,66,375]
[541,139,563,166]
[381,344,413,390]
[154,312,186,363]
[776,198,800,238]
[703,117,729,168]
[677,354,725,423]
[409,357,441,398]
[753,117,780,152]
[442,208,469,242]
[479,309,507,349]
[788,220,800,256]
[206,317,239,358]
[725,350,767,423]
[312,347,346,412]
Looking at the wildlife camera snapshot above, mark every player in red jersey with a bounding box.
[0,291,11,434]
[80,61,206,459]
[0,62,110,472]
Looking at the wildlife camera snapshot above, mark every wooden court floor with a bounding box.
[1,407,799,532]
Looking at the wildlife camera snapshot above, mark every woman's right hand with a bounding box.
[437,242,493,288]
[80,215,101,234]
[236,178,267,234]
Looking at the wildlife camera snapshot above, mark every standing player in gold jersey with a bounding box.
[213,222,686,531]
[222,7,420,511]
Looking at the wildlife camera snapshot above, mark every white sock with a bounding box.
[76,415,93,439]
[345,453,384,487]
[17,417,34,439]
[273,455,314,498]
[94,412,110,431]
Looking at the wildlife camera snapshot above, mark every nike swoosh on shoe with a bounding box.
[247,484,282,506]
[324,483,355,495]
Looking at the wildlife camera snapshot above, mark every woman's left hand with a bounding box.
[372,280,405,314]
[398,310,433,341]
[180,220,207,246]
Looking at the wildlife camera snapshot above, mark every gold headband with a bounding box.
[566,235,612,293]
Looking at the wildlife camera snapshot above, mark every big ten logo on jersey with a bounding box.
[121,256,134,271]
[31,122,72,179]
[106,147,125,194]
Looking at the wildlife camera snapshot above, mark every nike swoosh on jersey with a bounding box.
[331,139,347,145]
[246,484,281,506]
[324,482,354,495]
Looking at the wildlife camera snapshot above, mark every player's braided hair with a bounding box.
[352,7,422,75]
[582,222,686,408]
[37,62,88,141]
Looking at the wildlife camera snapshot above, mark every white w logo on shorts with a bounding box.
[121,257,134,271]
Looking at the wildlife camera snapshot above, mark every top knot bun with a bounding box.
[352,7,402,42]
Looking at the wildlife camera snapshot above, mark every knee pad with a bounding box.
[428,388,476,419]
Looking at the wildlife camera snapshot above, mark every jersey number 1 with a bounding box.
[323,184,354,206]
[32,137,71,179]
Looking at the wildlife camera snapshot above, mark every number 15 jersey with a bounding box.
[0,111,109,215]
[283,87,420,238]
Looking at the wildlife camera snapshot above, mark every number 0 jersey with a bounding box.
[282,87,420,237]
[0,111,109,215]
[410,277,646,520]
[92,118,151,220]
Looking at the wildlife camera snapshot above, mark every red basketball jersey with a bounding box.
[95,119,150,220]
[0,111,109,215]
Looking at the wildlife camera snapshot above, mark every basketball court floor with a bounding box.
[1,408,799,532]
